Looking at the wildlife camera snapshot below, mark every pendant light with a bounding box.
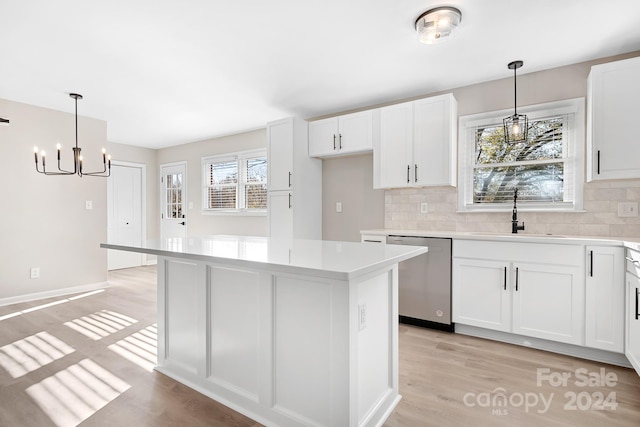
[503,60,528,144]
[33,93,110,177]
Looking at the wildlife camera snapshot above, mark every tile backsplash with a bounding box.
[385,180,640,238]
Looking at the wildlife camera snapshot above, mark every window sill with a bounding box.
[201,210,267,217]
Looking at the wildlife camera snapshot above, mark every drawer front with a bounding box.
[453,239,583,266]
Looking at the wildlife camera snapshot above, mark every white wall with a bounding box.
[0,98,108,304]
[157,129,268,237]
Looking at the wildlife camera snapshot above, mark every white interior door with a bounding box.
[161,162,188,238]
[108,162,144,270]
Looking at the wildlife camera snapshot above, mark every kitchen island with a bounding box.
[101,235,427,427]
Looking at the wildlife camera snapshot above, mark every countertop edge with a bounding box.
[100,242,427,281]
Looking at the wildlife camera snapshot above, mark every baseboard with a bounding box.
[455,324,631,368]
[0,281,109,307]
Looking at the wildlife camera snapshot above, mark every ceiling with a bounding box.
[2,0,640,149]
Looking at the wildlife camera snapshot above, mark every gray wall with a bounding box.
[157,129,268,237]
[0,98,107,303]
[322,153,384,242]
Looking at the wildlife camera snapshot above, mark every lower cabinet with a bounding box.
[626,271,640,376]
[585,246,625,352]
[453,256,583,345]
[268,191,293,240]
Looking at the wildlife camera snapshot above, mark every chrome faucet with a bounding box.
[512,188,525,234]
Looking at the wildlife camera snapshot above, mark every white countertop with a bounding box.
[101,235,428,281]
[361,229,640,249]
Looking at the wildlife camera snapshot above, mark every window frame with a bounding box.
[202,148,267,216]
[457,98,585,212]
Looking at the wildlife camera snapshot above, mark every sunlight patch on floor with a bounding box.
[64,310,138,340]
[108,324,158,372]
[26,358,130,427]
[0,290,105,322]
[0,332,74,378]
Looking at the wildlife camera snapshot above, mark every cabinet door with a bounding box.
[376,102,413,189]
[267,191,293,240]
[413,94,457,187]
[337,110,372,154]
[268,119,294,191]
[588,56,640,181]
[585,246,624,352]
[626,272,640,376]
[308,117,338,158]
[512,263,584,345]
[452,258,510,332]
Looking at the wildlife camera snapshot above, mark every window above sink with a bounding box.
[457,98,585,213]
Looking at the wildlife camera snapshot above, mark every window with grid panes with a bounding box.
[203,149,267,213]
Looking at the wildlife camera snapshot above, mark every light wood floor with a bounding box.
[0,265,638,426]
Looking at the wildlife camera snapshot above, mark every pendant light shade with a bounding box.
[415,6,462,44]
[503,60,528,143]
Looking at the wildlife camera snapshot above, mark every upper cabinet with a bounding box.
[587,55,640,181]
[308,110,373,158]
[373,93,457,189]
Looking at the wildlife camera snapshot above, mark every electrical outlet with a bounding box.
[85,200,93,210]
[618,202,638,218]
[358,304,367,331]
[336,202,343,213]
[420,202,429,213]
[30,267,40,279]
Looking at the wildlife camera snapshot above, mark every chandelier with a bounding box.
[33,93,110,177]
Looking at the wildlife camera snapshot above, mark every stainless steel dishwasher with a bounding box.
[386,235,453,331]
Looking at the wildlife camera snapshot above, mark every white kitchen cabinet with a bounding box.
[626,271,640,376]
[585,246,625,352]
[587,55,640,181]
[452,240,584,346]
[308,110,372,158]
[511,262,583,345]
[452,258,510,332]
[373,93,457,189]
[267,117,322,240]
[268,191,294,240]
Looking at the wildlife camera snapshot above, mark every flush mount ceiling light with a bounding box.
[415,6,462,44]
[33,93,111,177]
[503,60,529,144]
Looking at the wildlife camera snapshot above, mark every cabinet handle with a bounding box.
[515,267,519,291]
[288,172,292,188]
[415,164,418,183]
[504,266,507,290]
[597,150,601,175]
[636,288,639,320]
[333,134,336,150]
[589,250,593,277]
[288,193,292,209]
[626,257,640,265]
[407,165,410,183]
[339,133,342,150]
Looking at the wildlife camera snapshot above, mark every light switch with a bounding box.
[336,202,343,213]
